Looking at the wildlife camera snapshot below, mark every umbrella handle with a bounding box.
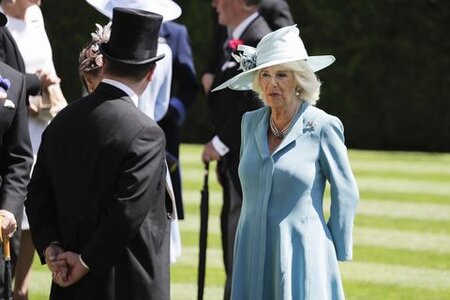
[3,237,10,261]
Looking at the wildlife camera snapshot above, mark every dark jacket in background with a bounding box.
[207,15,272,299]
[0,61,33,300]
[259,0,294,30]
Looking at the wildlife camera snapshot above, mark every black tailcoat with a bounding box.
[26,83,170,300]
[208,15,271,189]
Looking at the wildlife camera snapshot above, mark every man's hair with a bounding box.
[104,59,155,82]
[246,0,260,6]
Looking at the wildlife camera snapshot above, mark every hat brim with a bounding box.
[0,12,7,27]
[100,43,165,65]
[212,55,335,92]
[85,0,182,22]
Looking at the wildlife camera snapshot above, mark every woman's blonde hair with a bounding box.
[252,60,322,105]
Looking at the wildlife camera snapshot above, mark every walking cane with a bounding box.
[0,215,12,300]
[3,237,11,300]
[197,162,209,300]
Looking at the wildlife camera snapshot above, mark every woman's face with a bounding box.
[259,65,298,109]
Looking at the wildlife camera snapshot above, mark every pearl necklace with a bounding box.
[269,104,300,138]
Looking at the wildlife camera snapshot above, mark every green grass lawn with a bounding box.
[27,145,450,299]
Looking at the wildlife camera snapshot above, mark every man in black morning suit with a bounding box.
[0,59,33,299]
[201,0,271,298]
[203,0,294,84]
[25,8,170,300]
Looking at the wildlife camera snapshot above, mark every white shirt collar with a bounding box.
[231,12,260,39]
[101,78,139,107]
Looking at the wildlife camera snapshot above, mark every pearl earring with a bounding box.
[295,86,301,97]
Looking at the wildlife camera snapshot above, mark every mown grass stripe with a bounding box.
[340,261,450,290]
[357,200,450,221]
[27,269,51,297]
[354,170,450,182]
[343,280,450,300]
[348,150,450,163]
[179,214,220,233]
[354,245,450,270]
[357,177,450,196]
[171,265,225,286]
[182,190,223,204]
[356,215,450,234]
[183,169,216,184]
[355,227,450,253]
[360,190,450,205]
[351,159,450,175]
[181,228,222,248]
[171,283,224,300]
[173,246,224,269]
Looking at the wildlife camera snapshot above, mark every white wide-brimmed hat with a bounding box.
[212,25,335,92]
[85,0,182,22]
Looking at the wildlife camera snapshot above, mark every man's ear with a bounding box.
[0,215,3,243]
[146,64,157,82]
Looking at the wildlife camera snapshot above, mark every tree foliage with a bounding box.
[41,0,450,151]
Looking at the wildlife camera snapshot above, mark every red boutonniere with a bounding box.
[228,38,244,51]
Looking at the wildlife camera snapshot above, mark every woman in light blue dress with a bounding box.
[213,25,359,300]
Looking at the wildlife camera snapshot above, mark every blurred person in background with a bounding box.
[158,19,199,222]
[202,0,294,94]
[201,0,271,298]
[0,2,58,104]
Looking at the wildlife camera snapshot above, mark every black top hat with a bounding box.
[100,7,165,65]
[0,12,7,27]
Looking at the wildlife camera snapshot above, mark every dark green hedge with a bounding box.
[42,0,449,152]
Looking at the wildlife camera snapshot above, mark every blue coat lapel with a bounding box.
[254,107,270,159]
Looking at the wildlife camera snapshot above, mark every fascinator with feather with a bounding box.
[79,22,112,73]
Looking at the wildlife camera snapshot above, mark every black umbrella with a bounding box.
[197,162,209,300]
[3,236,12,300]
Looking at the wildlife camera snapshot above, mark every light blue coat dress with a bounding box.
[231,102,359,300]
